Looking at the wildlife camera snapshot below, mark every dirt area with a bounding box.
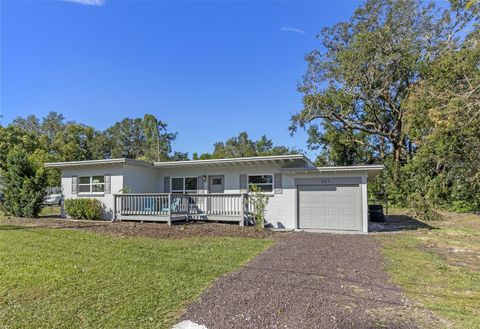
[368,211,434,233]
[0,216,276,239]
[181,232,441,329]
[372,210,480,271]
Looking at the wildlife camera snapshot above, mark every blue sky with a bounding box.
[1,0,361,159]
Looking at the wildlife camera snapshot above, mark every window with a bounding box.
[171,177,197,193]
[212,178,222,185]
[78,176,105,193]
[248,175,273,193]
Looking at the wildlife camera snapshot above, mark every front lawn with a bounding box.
[377,211,480,329]
[0,222,272,328]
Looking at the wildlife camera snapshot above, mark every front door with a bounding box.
[209,175,225,194]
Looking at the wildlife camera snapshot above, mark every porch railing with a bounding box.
[113,193,251,225]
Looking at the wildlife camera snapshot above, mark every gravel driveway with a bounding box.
[181,232,436,329]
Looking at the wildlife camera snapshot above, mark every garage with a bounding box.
[298,184,362,231]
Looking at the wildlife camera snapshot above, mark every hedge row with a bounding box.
[64,199,103,220]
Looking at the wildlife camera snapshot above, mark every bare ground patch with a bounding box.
[0,216,277,239]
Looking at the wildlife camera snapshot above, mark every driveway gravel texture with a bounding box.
[182,232,440,329]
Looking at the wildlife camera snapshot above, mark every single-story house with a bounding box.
[45,154,383,233]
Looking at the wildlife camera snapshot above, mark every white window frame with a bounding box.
[247,174,274,194]
[171,176,198,194]
[78,176,105,194]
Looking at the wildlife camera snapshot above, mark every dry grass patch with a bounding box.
[377,211,480,329]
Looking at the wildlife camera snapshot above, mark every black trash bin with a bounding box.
[369,205,386,222]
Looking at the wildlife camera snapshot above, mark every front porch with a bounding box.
[113,193,254,225]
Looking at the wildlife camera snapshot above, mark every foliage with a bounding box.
[311,122,376,166]
[407,193,443,221]
[291,0,456,180]
[294,0,479,212]
[64,198,103,220]
[142,114,177,162]
[402,28,480,212]
[0,147,47,218]
[0,224,271,328]
[193,132,298,160]
[2,112,183,187]
[249,184,270,228]
[0,125,40,170]
[118,186,132,194]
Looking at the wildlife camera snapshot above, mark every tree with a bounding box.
[169,151,189,161]
[402,27,480,211]
[142,114,176,162]
[0,126,40,170]
[105,118,146,159]
[308,122,376,166]
[40,111,66,141]
[198,132,297,159]
[0,147,47,218]
[11,115,41,135]
[52,123,103,161]
[290,0,468,183]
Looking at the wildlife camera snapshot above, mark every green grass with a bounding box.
[39,205,61,217]
[0,225,272,329]
[377,213,480,329]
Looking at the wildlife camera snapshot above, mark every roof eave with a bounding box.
[153,154,310,168]
[44,158,153,168]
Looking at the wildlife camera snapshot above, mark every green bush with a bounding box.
[0,147,47,218]
[407,193,443,221]
[64,199,103,220]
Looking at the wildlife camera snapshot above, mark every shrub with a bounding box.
[0,147,47,218]
[64,199,103,220]
[249,184,270,228]
[407,192,443,221]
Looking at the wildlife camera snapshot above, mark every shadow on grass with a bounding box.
[369,214,435,233]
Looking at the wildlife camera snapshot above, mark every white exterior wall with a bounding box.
[61,164,125,220]
[60,162,369,231]
[123,164,159,193]
[157,166,368,231]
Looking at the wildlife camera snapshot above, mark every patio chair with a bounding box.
[143,197,156,212]
[161,197,181,213]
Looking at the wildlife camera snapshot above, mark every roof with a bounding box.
[153,154,314,168]
[44,156,384,178]
[44,158,153,168]
[280,164,385,179]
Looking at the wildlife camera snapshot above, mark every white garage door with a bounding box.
[298,185,362,231]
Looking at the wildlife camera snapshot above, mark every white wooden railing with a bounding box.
[113,193,250,224]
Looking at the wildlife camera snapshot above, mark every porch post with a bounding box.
[240,194,245,227]
[168,193,172,226]
[112,195,117,222]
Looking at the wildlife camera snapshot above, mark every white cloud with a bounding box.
[280,27,305,34]
[63,0,105,6]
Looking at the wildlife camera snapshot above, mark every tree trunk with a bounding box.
[156,136,160,162]
[392,143,402,185]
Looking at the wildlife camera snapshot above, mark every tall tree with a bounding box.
[11,115,41,135]
[0,126,40,170]
[40,111,66,141]
[197,132,297,159]
[105,118,146,159]
[142,114,176,162]
[310,122,376,166]
[402,26,480,211]
[52,123,103,161]
[290,0,469,183]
